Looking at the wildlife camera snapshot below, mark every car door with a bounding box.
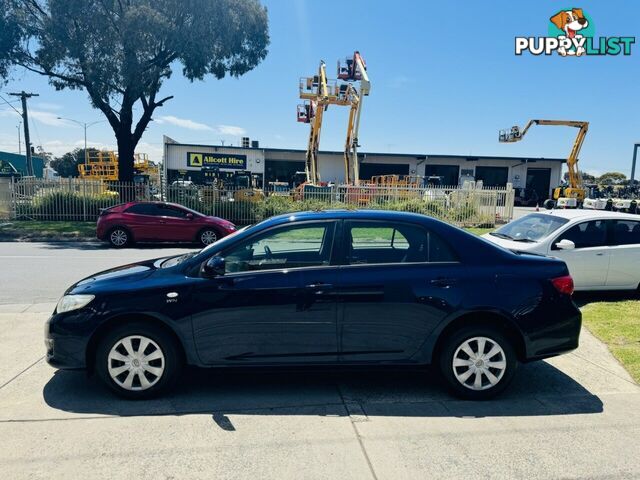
[549,219,610,289]
[336,220,461,362]
[606,219,640,289]
[190,220,340,364]
[154,204,195,242]
[121,203,164,241]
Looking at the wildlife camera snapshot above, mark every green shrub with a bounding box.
[17,191,119,221]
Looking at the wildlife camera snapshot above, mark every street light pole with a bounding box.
[56,117,106,166]
[17,122,22,155]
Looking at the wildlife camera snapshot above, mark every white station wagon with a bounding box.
[483,209,640,291]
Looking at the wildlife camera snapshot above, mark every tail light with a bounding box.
[551,275,574,296]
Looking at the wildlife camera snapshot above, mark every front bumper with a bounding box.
[45,309,96,370]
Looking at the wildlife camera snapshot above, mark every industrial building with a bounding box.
[163,136,565,199]
[0,151,45,178]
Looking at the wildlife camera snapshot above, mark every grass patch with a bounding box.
[0,221,95,241]
[465,227,493,236]
[581,299,640,383]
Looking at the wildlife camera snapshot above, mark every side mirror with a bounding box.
[185,213,194,220]
[202,256,225,277]
[555,239,575,250]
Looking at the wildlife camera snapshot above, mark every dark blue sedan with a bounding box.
[45,210,581,400]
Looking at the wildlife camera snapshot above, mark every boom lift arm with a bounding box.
[339,52,370,185]
[499,119,589,204]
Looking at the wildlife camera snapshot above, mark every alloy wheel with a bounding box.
[110,229,128,247]
[107,335,165,391]
[201,230,218,245]
[452,336,507,391]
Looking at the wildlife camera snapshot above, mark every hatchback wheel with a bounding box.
[108,227,130,248]
[439,326,517,400]
[95,323,181,399]
[199,229,218,246]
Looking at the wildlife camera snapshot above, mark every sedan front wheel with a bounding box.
[96,322,181,399]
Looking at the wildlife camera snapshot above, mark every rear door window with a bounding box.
[125,203,158,216]
[611,220,640,246]
[553,220,608,249]
[156,205,188,218]
[345,221,458,265]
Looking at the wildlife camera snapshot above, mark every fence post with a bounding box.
[82,177,87,222]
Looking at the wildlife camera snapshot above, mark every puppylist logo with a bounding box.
[516,8,635,56]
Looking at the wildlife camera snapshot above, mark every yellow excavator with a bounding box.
[499,119,589,209]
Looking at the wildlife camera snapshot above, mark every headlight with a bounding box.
[56,294,95,314]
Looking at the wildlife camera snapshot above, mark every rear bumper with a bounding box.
[524,309,582,361]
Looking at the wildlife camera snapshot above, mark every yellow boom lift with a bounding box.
[297,51,370,187]
[499,119,589,209]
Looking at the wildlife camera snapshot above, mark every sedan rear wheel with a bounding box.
[96,322,181,399]
[439,326,517,400]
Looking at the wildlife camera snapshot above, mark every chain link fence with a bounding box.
[5,177,514,227]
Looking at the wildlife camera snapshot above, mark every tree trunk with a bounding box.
[116,133,135,183]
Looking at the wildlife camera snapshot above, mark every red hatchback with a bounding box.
[96,201,236,248]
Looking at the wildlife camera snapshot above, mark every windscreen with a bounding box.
[492,214,569,242]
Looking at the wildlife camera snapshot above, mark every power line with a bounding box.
[0,93,23,116]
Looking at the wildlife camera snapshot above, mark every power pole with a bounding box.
[9,91,39,177]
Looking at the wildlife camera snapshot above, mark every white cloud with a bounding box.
[388,75,414,89]
[154,115,246,137]
[0,108,21,119]
[216,124,246,136]
[35,102,62,111]
[155,115,213,131]
[30,110,72,127]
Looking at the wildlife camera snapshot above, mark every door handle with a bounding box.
[430,278,457,287]
[595,253,605,256]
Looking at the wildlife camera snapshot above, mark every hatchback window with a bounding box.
[346,222,457,265]
[125,203,158,216]
[553,220,607,249]
[223,223,334,273]
[156,205,187,218]
[611,220,640,246]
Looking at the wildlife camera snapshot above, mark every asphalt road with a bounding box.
[0,242,194,305]
[1,241,640,479]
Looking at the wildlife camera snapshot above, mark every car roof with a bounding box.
[525,209,640,221]
[265,209,435,224]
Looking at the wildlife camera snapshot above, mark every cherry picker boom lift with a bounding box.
[297,51,370,187]
[499,119,589,209]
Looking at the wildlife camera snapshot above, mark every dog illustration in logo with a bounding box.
[550,8,589,56]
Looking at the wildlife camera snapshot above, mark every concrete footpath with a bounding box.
[1,302,639,479]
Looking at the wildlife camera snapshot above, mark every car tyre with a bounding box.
[198,228,219,246]
[95,322,182,399]
[543,199,555,210]
[438,325,517,400]
[108,227,131,248]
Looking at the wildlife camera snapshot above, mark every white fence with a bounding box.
[5,177,514,227]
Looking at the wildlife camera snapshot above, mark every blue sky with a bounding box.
[0,0,639,176]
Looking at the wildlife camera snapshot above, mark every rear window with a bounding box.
[612,220,640,246]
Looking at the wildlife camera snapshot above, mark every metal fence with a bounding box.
[6,177,514,227]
